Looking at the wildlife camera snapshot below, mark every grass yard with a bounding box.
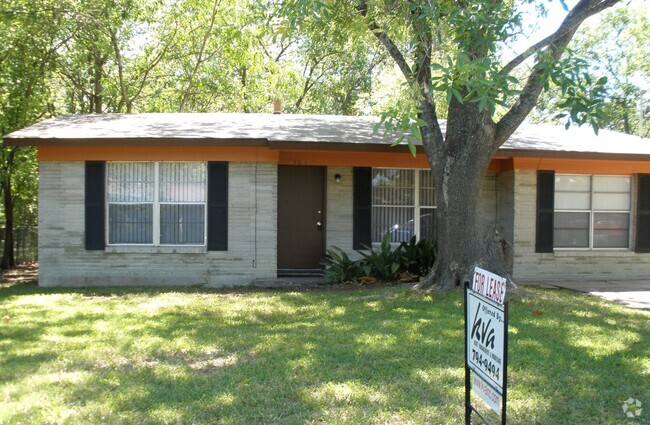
[0,281,648,425]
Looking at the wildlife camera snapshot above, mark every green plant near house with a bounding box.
[322,233,437,283]
[399,236,437,277]
[321,246,364,283]
[358,232,403,280]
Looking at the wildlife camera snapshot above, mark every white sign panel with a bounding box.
[472,267,507,304]
[472,373,502,414]
[467,290,506,392]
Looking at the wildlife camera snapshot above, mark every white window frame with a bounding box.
[371,167,436,244]
[554,174,632,250]
[106,161,208,247]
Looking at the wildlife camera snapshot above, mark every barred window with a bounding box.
[107,162,207,246]
[371,168,435,243]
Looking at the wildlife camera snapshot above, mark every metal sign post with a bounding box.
[465,267,509,425]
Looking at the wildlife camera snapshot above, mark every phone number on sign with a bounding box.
[471,349,500,382]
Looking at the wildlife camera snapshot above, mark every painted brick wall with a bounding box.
[512,169,650,281]
[325,167,354,253]
[38,161,277,287]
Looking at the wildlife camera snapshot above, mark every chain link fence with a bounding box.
[0,227,38,264]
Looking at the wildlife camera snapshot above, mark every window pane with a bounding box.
[419,170,435,206]
[592,193,630,211]
[372,206,413,243]
[419,208,436,241]
[159,162,207,202]
[555,192,590,210]
[107,162,154,202]
[554,212,589,248]
[555,175,590,192]
[372,169,414,206]
[108,204,153,244]
[593,176,631,192]
[593,213,629,248]
[160,204,205,245]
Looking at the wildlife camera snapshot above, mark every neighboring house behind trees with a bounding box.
[4,113,650,286]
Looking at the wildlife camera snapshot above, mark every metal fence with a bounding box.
[0,227,38,264]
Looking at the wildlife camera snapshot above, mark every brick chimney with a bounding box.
[273,99,282,114]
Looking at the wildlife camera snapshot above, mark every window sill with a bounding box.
[553,249,634,258]
[106,246,207,254]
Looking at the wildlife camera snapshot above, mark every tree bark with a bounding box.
[1,175,15,270]
[354,0,620,291]
[419,101,513,290]
[93,56,104,113]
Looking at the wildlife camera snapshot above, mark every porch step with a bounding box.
[252,276,327,289]
[276,268,325,277]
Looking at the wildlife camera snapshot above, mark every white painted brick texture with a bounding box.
[38,161,277,287]
[512,169,650,281]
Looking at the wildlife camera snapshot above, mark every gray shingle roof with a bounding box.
[4,112,649,159]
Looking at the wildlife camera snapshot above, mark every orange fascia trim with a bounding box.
[38,145,433,167]
[40,145,649,174]
[277,150,430,167]
[39,145,510,171]
[513,157,650,174]
[276,150,509,171]
[38,145,280,162]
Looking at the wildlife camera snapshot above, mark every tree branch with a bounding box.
[501,0,620,75]
[496,0,622,145]
[179,0,222,112]
[356,0,413,84]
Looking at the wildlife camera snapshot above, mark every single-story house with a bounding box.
[4,112,650,286]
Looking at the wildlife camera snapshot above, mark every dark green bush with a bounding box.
[358,232,403,280]
[321,233,437,283]
[321,246,364,283]
[399,236,436,277]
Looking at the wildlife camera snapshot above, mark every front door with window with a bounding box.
[277,166,325,275]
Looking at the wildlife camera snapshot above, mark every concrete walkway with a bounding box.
[529,280,650,311]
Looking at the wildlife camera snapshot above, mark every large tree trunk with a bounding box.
[1,176,15,270]
[419,104,514,290]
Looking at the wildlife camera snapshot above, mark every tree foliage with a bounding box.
[0,0,632,279]
[283,0,624,289]
[0,0,66,267]
[0,0,393,267]
[531,4,649,136]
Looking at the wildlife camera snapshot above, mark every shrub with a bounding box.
[321,247,364,283]
[358,232,403,280]
[399,236,437,277]
[321,233,437,284]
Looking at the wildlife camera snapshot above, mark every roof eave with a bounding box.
[498,148,650,162]
[2,137,270,147]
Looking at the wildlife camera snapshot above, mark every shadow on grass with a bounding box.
[505,288,650,424]
[0,285,648,424]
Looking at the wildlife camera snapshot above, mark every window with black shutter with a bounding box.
[207,162,228,251]
[635,174,650,252]
[85,161,106,250]
[535,170,554,253]
[353,167,372,249]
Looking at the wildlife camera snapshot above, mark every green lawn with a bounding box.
[0,282,648,424]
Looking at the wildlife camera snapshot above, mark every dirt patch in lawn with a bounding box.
[1,263,38,286]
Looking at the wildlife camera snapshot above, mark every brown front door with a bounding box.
[277,165,325,274]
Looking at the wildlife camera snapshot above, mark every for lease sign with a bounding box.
[472,267,507,304]
[467,290,506,393]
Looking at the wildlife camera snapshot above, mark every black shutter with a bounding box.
[353,167,372,249]
[207,162,228,251]
[635,174,650,252]
[85,161,105,250]
[535,170,555,253]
